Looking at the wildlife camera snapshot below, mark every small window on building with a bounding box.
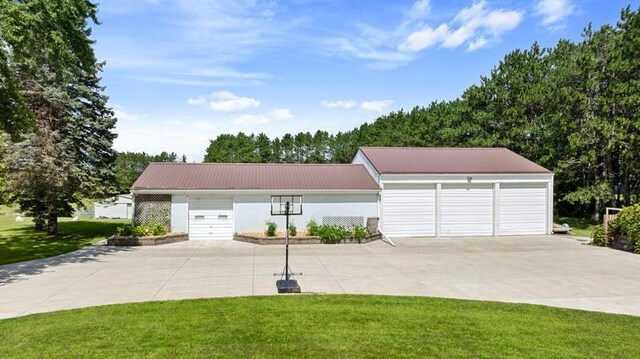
[218,215,228,220]
[194,215,205,221]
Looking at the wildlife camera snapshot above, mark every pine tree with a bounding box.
[1,0,117,234]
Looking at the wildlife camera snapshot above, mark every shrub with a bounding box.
[289,223,297,237]
[116,224,133,236]
[609,204,640,253]
[590,224,606,247]
[152,224,169,236]
[306,219,319,236]
[352,225,369,240]
[119,224,169,238]
[265,220,277,237]
[316,225,351,244]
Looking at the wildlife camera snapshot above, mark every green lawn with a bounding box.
[0,295,638,358]
[0,211,129,265]
[555,216,598,238]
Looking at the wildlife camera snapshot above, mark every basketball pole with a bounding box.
[275,199,301,293]
[285,201,290,281]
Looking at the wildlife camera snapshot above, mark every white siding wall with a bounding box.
[171,195,188,233]
[233,193,378,233]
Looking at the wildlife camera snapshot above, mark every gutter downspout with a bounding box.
[378,229,396,247]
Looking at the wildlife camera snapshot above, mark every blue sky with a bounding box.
[93,0,636,161]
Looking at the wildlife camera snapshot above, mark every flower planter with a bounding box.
[107,233,188,246]
[233,232,382,245]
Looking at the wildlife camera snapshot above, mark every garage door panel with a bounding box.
[499,183,547,235]
[382,184,435,237]
[441,184,493,236]
[188,197,233,240]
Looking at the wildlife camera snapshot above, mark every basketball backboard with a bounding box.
[271,195,302,215]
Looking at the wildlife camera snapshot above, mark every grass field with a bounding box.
[0,295,638,358]
[0,209,129,265]
[555,216,598,238]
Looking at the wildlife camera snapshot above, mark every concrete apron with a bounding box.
[1,235,640,319]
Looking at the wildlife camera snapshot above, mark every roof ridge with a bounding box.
[360,146,508,150]
[149,162,364,166]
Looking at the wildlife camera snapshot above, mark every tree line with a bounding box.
[114,151,186,193]
[204,6,640,220]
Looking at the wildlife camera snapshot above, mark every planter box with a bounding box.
[234,232,381,245]
[107,233,188,246]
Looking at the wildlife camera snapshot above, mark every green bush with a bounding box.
[265,220,277,237]
[116,224,134,236]
[118,224,168,238]
[306,219,319,236]
[609,204,640,253]
[590,224,606,247]
[353,225,369,240]
[289,223,297,237]
[152,224,169,236]
[316,225,351,244]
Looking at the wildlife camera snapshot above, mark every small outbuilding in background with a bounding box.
[94,194,134,219]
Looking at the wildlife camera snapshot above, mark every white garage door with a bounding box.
[499,183,547,235]
[188,197,233,240]
[382,184,436,237]
[441,184,494,236]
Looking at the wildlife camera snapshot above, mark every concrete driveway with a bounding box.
[1,235,640,319]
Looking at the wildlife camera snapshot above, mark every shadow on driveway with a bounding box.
[0,244,133,286]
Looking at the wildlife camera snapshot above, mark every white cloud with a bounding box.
[269,108,293,120]
[329,0,524,67]
[187,96,206,105]
[360,100,394,112]
[535,0,575,27]
[399,24,449,52]
[322,100,358,109]
[408,0,431,20]
[208,91,261,112]
[194,68,272,80]
[232,114,270,125]
[447,1,522,50]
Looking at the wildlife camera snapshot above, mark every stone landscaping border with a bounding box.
[234,232,381,245]
[107,233,188,246]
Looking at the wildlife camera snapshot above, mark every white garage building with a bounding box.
[131,147,553,240]
[352,147,554,237]
[131,164,380,240]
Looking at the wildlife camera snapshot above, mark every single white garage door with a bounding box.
[382,184,436,237]
[441,184,494,236]
[188,197,233,240]
[499,183,548,235]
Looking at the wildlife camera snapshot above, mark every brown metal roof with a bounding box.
[132,163,381,191]
[359,147,552,174]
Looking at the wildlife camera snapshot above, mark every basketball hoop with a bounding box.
[273,197,302,293]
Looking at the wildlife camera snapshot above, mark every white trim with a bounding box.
[381,173,553,184]
[132,189,380,195]
[493,183,500,236]
[435,183,442,237]
[547,176,554,234]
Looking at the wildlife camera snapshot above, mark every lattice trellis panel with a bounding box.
[133,194,171,227]
[322,216,365,227]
